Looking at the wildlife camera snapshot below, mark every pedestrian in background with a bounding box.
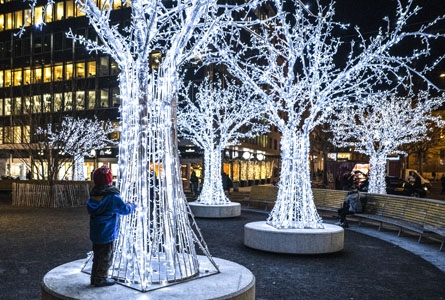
[87,165,136,287]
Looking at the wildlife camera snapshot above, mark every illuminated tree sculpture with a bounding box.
[213,0,445,229]
[57,0,262,292]
[40,116,116,181]
[178,77,268,205]
[330,92,445,194]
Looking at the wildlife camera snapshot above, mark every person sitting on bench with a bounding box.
[336,186,362,228]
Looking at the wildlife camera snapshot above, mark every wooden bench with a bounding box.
[354,194,426,242]
[312,189,347,215]
[241,185,277,210]
[422,200,445,251]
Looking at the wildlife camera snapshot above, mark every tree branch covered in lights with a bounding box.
[178,77,269,205]
[210,0,445,229]
[21,0,269,291]
[329,92,445,194]
[39,116,116,181]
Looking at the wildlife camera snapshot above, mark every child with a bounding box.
[87,165,136,287]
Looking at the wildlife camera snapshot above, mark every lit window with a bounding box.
[54,64,63,80]
[66,0,74,18]
[0,71,3,87]
[55,2,64,21]
[13,126,22,144]
[76,91,85,110]
[14,10,23,29]
[0,15,4,31]
[34,6,44,26]
[76,62,85,78]
[0,99,3,116]
[13,68,22,86]
[32,95,41,113]
[44,4,53,22]
[43,94,52,112]
[4,98,11,115]
[43,66,52,82]
[64,92,72,110]
[54,93,62,112]
[65,63,73,79]
[33,68,42,83]
[6,13,13,30]
[14,97,22,115]
[24,68,31,84]
[87,61,96,77]
[0,127,3,144]
[23,126,30,143]
[4,70,12,87]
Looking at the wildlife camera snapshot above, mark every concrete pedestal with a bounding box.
[244,221,344,254]
[41,256,255,300]
[188,202,241,218]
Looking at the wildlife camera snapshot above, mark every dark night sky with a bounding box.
[299,0,445,89]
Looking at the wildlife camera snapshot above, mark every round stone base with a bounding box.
[188,202,241,218]
[244,221,344,254]
[41,256,255,300]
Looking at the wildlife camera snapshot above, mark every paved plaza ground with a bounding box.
[1,188,445,299]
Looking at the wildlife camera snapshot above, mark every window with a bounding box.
[88,90,96,109]
[54,32,64,51]
[4,98,11,115]
[13,126,22,144]
[55,2,64,21]
[98,57,109,76]
[43,35,51,53]
[14,10,23,29]
[43,94,52,112]
[54,93,62,111]
[110,60,119,75]
[23,126,30,143]
[0,15,4,31]
[33,67,42,83]
[87,61,96,77]
[0,127,3,144]
[0,71,3,87]
[64,92,72,110]
[44,4,53,22]
[54,64,63,80]
[23,38,31,55]
[100,89,109,108]
[23,68,31,84]
[65,63,73,79]
[66,0,75,18]
[4,70,11,86]
[32,95,41,113]
[34,6,44,25]
[34,36,42,54]
[76,91,85,110]
[13,97,22,115]
[4,127,13,143]
[43,65,52,82]
[0,99,3,115]
[5,13,13,30]
[111,87,120,107]
[76,62,85,78]
[14,40,22,56]
[13,68,22,86]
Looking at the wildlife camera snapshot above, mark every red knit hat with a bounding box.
[93,165,113,186]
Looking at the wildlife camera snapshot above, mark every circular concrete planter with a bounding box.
[41,256,255,300]
[244,221,344,254]
[188,202,241,218]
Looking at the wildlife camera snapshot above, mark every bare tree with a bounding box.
[330,92,445,194]
[39,116,116,180]
[212,0,445,228]
[178,76,268,205]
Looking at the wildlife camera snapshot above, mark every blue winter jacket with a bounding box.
[87,186,135,244]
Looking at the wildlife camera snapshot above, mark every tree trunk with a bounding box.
[108,62,200,291]
[267,131,323,229]
[198,147,231,205]
[368,153,388,194]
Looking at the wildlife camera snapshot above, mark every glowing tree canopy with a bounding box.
[38,116,116,181]
[178,77,268,205]
[211,0,445,229]
[330,91,445,194]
